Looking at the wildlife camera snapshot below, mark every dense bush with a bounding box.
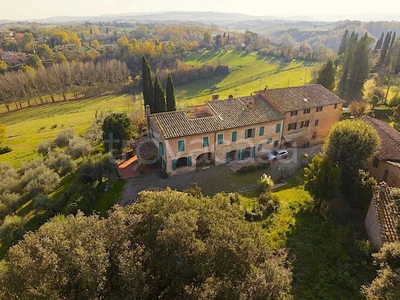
[0,146,12,154]
[54,128,75,147]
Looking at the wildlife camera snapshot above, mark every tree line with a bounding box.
[0,59,130,112]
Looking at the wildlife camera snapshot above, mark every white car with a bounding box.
[266,149,289,161]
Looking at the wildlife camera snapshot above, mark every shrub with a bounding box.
[0,146,12,154]
[388,92,400,107]
[54,128,76,147]
[45,151,76,176]
[37,140,54,156]
[66,137,92,159]
[0,215,25,240]
[33,194,50,210]
[259,173,274,193]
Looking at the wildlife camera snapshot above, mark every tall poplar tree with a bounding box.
[153,75,166,113]
[142,56,153,112]
[166,74,176,112]
[316,59,336,91]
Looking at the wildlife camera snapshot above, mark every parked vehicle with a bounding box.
[266,149,288,161]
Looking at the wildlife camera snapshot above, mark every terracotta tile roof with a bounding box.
[373,184,400,244]
[261,84,345,112]
[360,116,400,161]
[152,95,284,139]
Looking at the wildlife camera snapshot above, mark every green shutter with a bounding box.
[159,143,164,156]
[218,134,223,144]
[259,126,264,136]
[172,159,177,170]
[237,149,241,160]
[226,152,230,164]
[252,146,256,158]
[252,128,255,138]
[188,156,192,167]
[203,136,209,147]
[178,140,185,152]
[232,131,237,142]
[276,123,281,133]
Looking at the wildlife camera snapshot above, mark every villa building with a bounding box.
[148,84,344,176]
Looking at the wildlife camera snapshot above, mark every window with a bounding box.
[303,108,311,114]
[259,126,265,136]
[315,119,319,126]
[159,142,164,156]
[311,132,317,139]
[276,123,281,133]
[288,123,297,130]
[383,170,389,181]
[232,131,237,142]
[290,110,298,116]
[372,157,379,168]
[203,136,209,147]
[245,128,255,139]
[274,140,279,147]
[300,120,310,128]
[267,137,273,144]
[257,144,262,151]
[334,103,338,109]
[178,140,185,152]
[316,106,323,112]
[217,133,224,144]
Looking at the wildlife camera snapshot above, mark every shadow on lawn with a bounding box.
[286,207,376,300]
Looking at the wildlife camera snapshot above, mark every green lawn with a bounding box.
[238,171,376,299]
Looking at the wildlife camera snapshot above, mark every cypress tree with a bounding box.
[374,32,384,50]
[338,29,349,55]
[153,75,166,113]
[316,59,336,91]
[390,32,396,48]
[379,31,392,64]
[337,31,358,99]
[347,33,371,100]
[142,56,153,112]
[166,75,176,112]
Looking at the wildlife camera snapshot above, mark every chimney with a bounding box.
[146,105,151,138]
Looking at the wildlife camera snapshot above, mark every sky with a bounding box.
[1,0,400,21]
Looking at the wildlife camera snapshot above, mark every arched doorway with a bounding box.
[196,152,212,168]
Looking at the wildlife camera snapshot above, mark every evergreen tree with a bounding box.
[153,75,166,113]
[141,56,153,112]
[390,32,396,48]
[375,32,384,50]
[166,74,176,112]
[337,31,358,99]
[338,29,349,55]
[316,59,336,91]
[379,31,392,64]
[347,33,371,99]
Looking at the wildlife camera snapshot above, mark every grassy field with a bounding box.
[0,94,139,168]
[239,172,376,299]
[177,50,318,107]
